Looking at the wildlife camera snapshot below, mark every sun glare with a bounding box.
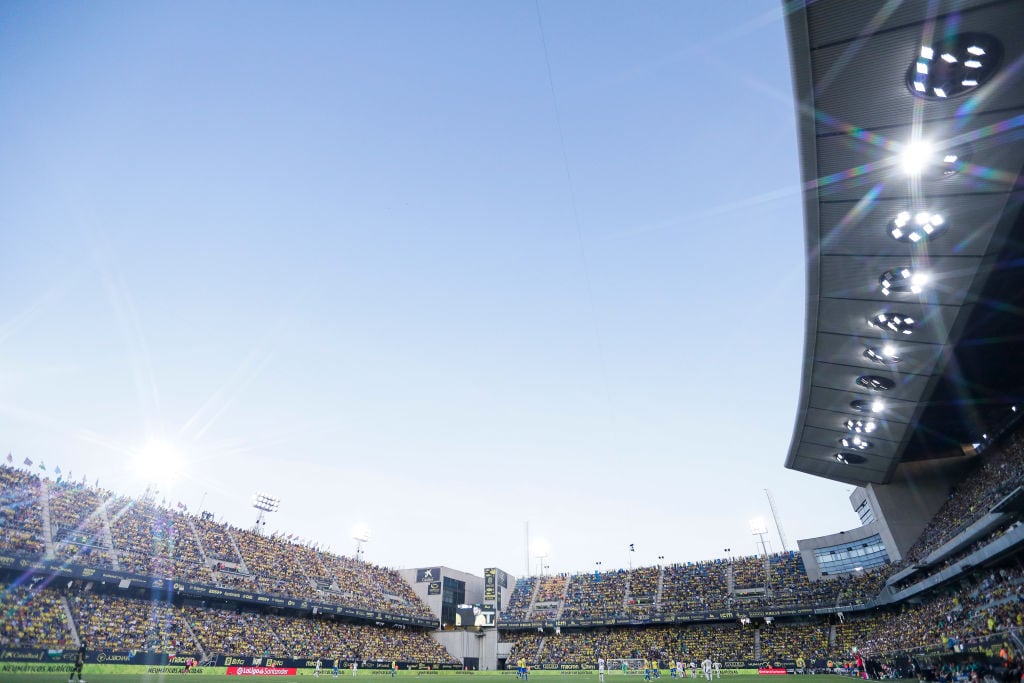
[130,438,187,484]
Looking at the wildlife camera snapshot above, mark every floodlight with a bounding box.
[835,452,866,465]
[748,517,768,535]
[897,139,966,179]
[844,418,878,434]
[880,267,928,296]
[907,33,1001,100]
[352,523,371,561]
[856,375,895,392]
[900,140,933,175]
[850,399,884,414]
[864,345,901,365]
[840,435,871,450]
[252,492,281,513]
[869,312,916,335]
[889,210,947,242]
[352,523,372,543]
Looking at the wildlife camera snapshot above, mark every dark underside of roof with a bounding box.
[784,0,1024,486]
[903,215,1024,460]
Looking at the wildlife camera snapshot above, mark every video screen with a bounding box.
[455,604,495,627]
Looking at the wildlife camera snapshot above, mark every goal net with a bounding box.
[607,659,647,673]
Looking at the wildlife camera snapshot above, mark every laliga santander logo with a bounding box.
[227,666,298,676]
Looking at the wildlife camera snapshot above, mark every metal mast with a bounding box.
[765,489,789,551]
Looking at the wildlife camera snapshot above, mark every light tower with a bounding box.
[749,517,769,555]
[352,524,371,562]
[749,517,771,593]
[252,492,280,534]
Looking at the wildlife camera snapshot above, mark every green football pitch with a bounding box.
[0,675,884,683]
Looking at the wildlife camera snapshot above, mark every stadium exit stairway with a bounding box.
[556,574,569,620]
[97,501,118,571]
[182,620,207,662]
[536,635,548,663]
[526,577,542,614]
[655,567,665,609]
[39,479,55,558]
[58,595,81,648]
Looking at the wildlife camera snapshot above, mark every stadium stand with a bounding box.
[538,623,756,666]
[624,566,659,618]
[759,621,829,662]
[0,583,70,649]
[107,494,212,583]
[0,464,440,624]
[192,516,242,564]
[183,605,279,657]
[561,570,628,620]
[0,466,45,556]
[68,591,200,655]
[502,577,536,622]
[535,575,567,602]
[904,431,1024,564]
[4,441,1024,672]
[502,631,543,665]
[49,482,114,568]
[659,560,730,613]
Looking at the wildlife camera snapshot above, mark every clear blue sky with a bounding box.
[0,0,858,576]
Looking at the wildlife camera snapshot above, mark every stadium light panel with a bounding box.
[856,375,895,391]
[844,418,878,434]
[850,399,884,413]
[252,492,281,513]
[869,312,916,335]
[908,33,1001,100]
[880,267,928,296]
[864,345,901,365]
[889,211,946,243]
[840,435,871,450]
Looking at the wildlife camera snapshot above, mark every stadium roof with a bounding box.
[784,0,1024,486]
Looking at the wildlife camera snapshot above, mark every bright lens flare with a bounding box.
[131,439,187,484]
[901,140,933,175]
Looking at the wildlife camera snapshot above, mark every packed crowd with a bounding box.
[320,553,434,618]
[192,517,241,564]
[836,566,1024,657]
[759,621,830,661]
[561,571,629,620]
[260,614,453,662]
[0,466,45,555]
[536,575,567,603]
[659,561,730,613]
[504,553,888,625]
[833,566,890,607]
[0,472,435,620]
[532,623,756,666]
[504,631,544,665]
[49,482,113,568]
[1,581,454,662]
[184,605,278,657]
[504,578,536,621]
[906,430,1024,563]
[233,527,319,599]
[0,583,69,649]
[108,495,212,583]
[68,591,199,655]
